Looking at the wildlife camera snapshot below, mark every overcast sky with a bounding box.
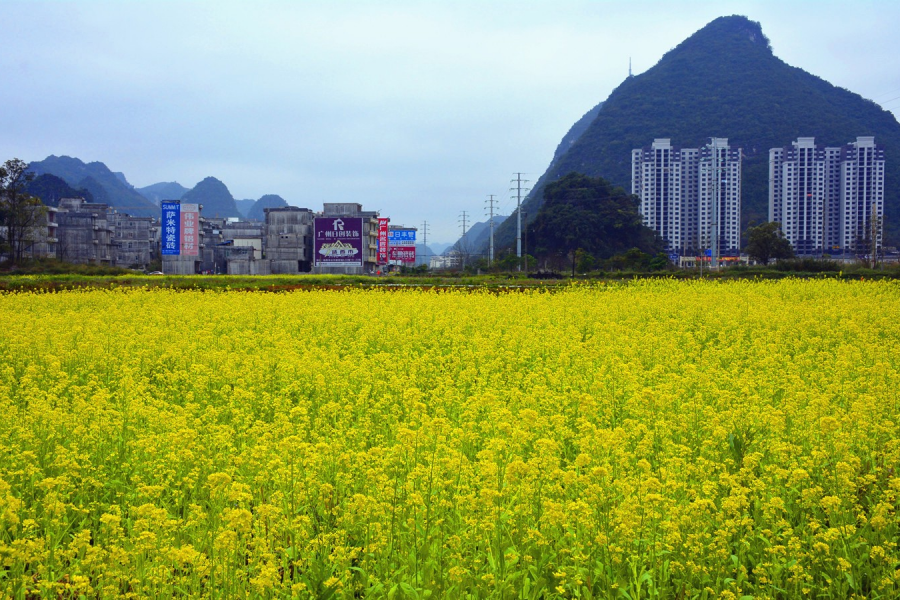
[3,1,899,243]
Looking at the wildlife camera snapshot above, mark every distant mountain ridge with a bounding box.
[247,194,288,221]
[484,15,900,253]
[180,177,242,219]
[448,216,508,256]
[28,155,158,217]
[24,173,94,207]
[235,199,255,218]
[137,182,189,205]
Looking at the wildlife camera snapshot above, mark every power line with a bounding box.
[870,87,900,101]
[877,94,900,107]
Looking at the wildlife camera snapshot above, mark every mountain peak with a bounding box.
[705,15,768,44]
[182,176,241,218]
[655,15,771,72]
[28,155,157,217]
[483,15,900,252]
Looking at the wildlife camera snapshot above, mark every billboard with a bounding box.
[161,202,200,256]
[377,218,389,264]
[314,217,364,267]
[388,229,416,246]
[389,246,416,264]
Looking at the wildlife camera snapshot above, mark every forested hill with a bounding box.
[28,156,158,217]
[247,194,288,221]
[485,15,900,253]
[180,177,242,219]
[137,182,189,205]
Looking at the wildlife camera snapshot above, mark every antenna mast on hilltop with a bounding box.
[629,57,633,78]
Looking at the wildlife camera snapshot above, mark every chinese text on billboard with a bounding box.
[161,202,199,256]
[388,229,416,246]
[314,217,364,267]
[389,246,416,263]
[377,218,389,264]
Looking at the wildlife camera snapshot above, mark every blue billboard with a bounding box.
[388,229,416,245]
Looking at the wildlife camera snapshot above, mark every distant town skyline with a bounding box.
[2,1,899,243]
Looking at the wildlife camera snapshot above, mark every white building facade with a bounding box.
[769,136,884,257]
[632,138,741,257]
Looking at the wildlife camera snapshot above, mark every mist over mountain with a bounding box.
[449,216,508,256]
[551,104,603,165]
[137,182,189,205]
[427,243,452,256]
[180,177,242,219]
[247,194,288,221]
[78,176,112,206]
[235,199,255,218]
[485,15,900,253]
[27,155,158,217]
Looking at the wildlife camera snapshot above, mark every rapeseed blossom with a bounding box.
[0,280,898,597]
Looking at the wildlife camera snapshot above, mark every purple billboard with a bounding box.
[314,217,364,267]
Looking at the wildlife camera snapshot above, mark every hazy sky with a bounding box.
[3,1,899,242]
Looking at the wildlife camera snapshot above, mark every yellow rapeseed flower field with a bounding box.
[0,280,899,598]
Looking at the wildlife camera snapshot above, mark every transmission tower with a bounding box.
[458,211,469,269]
[485,194,496,266]
[421,220,430,269]
[510,173,530,264]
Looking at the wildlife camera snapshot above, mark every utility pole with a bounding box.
[421,220,430,269]
[522,210,528,273]
[709,138,717,271]
[510,173,530,267]
[485,195,496,266]
[871,206,879,269]
[458,211,468,269]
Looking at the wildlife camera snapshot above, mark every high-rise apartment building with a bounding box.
[769,136,884,257]
[632,138,741,257]
[631,139,682,251]
[699,139,742,258]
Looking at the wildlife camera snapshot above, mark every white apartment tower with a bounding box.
[631,139,682,251]
[632,138,741,256]
[769,136,884,257]
[699,139,742,257]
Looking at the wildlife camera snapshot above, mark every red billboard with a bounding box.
[377,218,389,264]
[180,203,199,256]
[389,246,416,264]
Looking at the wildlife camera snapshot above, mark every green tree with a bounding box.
[745,222,794,265]
[1,158,47,265]
[574,248,596,274]
[529,172,660,268]
[495,252,535,272]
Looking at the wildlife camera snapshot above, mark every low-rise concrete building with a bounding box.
[265,207,314,274]
[223,220,264,260]
[56,199,118,265]
[0,203,59,262]
[108,213,154,269]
